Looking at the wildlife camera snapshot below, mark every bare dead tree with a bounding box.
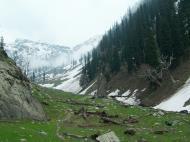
[159,55,177,84]
[142,55,178,87]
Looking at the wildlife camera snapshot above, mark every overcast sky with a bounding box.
[0,0,140,47]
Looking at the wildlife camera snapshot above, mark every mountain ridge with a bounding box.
[5,35,102,78]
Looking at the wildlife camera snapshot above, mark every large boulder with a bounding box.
[0,49,46,120]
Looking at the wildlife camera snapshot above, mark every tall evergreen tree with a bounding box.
[144,27,160,67]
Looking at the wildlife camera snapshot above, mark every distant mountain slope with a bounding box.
[72,35,102,61]
[5,35,102,78]
[5,39,72,74]
[40,64,83,94]
[37,36,102,93]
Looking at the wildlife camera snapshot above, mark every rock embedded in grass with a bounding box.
[153,129,169,135]
[20,138,27,142]
[165,121,173,126]
[124,128,136,136]
[39,131,48,136]
[138,138,147,142]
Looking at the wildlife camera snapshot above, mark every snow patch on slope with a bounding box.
[55,65,83,93]
[80,81,97,95]
[116,90,140,105]
[39,64,83,94]
[90,90,97,96]
[108,89,120,97]
[40,83,54,88]
[154,77,190,112]
[108,89,140,105]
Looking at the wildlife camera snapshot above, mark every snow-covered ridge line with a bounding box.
[5,35,102,78]
[5,39,72,72]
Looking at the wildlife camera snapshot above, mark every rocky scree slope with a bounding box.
[0,48,46,120]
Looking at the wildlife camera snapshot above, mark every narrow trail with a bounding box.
[56,110,72,141]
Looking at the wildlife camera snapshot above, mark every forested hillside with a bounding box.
[80,0,190,89]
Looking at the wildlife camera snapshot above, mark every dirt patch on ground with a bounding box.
[88,60,190,107]
[87,65,149,97]
[140,59,190,106]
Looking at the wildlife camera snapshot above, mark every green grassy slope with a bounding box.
[0,85,190,142]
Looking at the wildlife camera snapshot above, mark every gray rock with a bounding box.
[153,129,169,135]
[124,128,136,136]
[158,111,165,116]
[0,49,46,120]
[138,138,147,142]
[96,131,120,142]
[165,120,175,126]
[20,138,27,142]
[39,131,48,136]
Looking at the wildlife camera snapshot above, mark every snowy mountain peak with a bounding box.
[14,39,71,50]
[5,39,72,73]
[5,35,102,77]
[72,35,102,61]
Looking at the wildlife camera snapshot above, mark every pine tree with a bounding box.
[179,0,190,56]
[43,72,46,83]
[32,72,35,82]
[144,27,160,67]
[110,47,120,73]
[0,36,4,49]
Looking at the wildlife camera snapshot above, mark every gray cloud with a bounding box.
[0,0,141,46]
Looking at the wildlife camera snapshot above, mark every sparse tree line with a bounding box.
[80,0,190,88]
[0,36,8,58]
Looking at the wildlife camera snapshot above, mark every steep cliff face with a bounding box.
[0,48,46,120]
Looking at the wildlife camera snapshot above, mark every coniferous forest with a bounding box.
[80,0,190,87]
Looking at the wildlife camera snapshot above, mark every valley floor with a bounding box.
[0,85,190,142]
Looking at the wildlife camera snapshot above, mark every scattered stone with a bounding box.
[152,111,165,117]
[95,107,100,110]
[96,131,120,142]
[124,128,136,136]
[165,121,173,126]
[180,110,188,114]
[91,133,99,140]
[138,138,147,142]
[153,129,169,135]
[20,127,25,130]
[20,138,27,142]
[123,116,139,124]
[39,131,48,136]
[152,113,157,117]
[179,130,183,133]
[154,122,161,126]
[41,101,49,106]
[158,111,165,116]
[173,120,180,126]
[62,132,88,139]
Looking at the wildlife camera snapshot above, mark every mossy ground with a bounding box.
[0,85,190,142]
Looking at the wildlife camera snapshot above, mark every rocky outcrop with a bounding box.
[0,49,46,120]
